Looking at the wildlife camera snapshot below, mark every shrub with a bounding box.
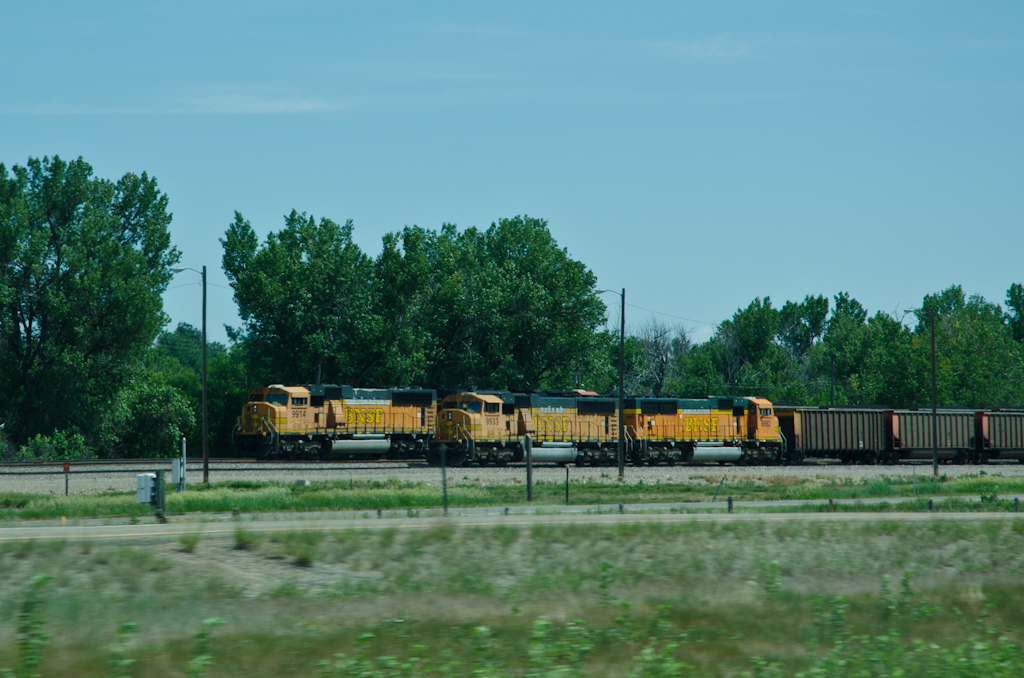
[17,430,95,462]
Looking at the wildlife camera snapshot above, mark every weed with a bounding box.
[233,526,258,550]
[761,559,783,596]
[271,530,324,566]
[187,617,224,678]
[178,531,202,553]
[105,622,140,678]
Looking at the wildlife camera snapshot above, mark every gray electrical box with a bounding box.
[136,473,156,503]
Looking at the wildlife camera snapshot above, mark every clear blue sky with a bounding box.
[3,1,1022,344]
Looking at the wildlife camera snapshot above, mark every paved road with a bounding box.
[2,499,1020,542]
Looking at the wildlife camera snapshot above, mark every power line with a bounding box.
[624,302,717,328]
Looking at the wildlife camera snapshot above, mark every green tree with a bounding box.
[1006,283,1024,343]
[918,287,1024,407]
[222,214,608,392]
[777,295,829,360]
[221,210,374,385]
[0,156,178,447]
[402,217,608,390]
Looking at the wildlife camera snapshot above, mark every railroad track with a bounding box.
[0,459,430,475]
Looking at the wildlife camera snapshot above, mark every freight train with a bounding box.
[232,383,1024,465]
[775,406,1024,464]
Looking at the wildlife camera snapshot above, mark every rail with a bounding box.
[0,460,429,476]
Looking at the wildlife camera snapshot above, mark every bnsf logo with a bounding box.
[683,417,718,432]
[347,408,384,424]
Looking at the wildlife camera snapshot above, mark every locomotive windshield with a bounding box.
[248,394,264,402]
[460,402,482,413]
[265,393,289,406]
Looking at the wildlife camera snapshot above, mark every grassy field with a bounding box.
[1,472,1023,521]
[2,516,1024,676]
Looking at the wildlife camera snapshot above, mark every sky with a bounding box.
[2,1,1022,345]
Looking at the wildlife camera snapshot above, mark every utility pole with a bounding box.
[930,306,938,478]
[597,288,627,479]
[170,265,209,485]
[202,265,209,485]
[617,288,626,479]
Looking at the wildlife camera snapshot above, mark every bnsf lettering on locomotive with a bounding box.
[683,417,718,432]
[346,408,384,424]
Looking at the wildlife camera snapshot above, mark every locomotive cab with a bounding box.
[435,392,516,465]
[235,385,315,457]
[746,398,780,441]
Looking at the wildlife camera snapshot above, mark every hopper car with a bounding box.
[777,406,1023,464]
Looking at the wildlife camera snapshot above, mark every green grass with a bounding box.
[4,517,1024,676]
[2,473,1023,521]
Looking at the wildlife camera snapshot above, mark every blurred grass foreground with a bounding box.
[3,517,1024,675]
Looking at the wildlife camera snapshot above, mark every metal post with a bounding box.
[930,307,938,478]
[154,470,166,522]
[727,496,733,513]
[64,462,69,496]
[565,466,570,505]
[712,475,725,502]
[618,288,626,479]
[202,265,209,485]
[525,435,533,502]
[180,437,187,492]
[441,444,448,516]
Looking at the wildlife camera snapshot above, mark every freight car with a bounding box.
[776,406,892,464]
[889,408,977,463]
[978,409,1024,461]
[777,406,982,464]
[233,384,435,458]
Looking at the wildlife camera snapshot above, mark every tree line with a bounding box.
[2,156,1022,459]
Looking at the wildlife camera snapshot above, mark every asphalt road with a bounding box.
[2,504,1020,543]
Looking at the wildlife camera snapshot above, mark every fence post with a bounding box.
[441,444,448,517]
[525,435,533,502]
[565,466,570,505]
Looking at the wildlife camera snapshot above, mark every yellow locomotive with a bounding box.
[620,396,783,464]
[434,390,620,465]
[234,384,435,458]
[435,392,783,466]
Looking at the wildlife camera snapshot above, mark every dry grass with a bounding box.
[2,518,1024,675]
